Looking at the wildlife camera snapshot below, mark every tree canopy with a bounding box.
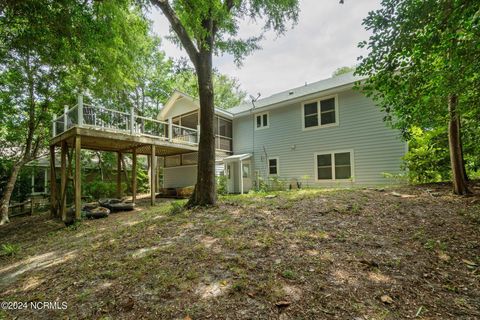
[355,0,480,194]
[151,0,300,206]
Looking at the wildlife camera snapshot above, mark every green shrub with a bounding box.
[269,176,286,191]
[403,127,451,183]
[169,201,184,215]
[1,243,20,256]
[83,181,126,200]
[216,175,227,195]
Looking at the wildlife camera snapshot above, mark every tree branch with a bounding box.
[151,0,200,67]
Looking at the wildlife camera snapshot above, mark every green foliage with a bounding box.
[156,0,300,64]
[355,0,480,186]
[255,176,286,192]
[402,127,451,183]
[1,243,20,256]
[356,0,480,135]
[169,201,185,215]
[83,181,126,200]
[216,175,228,195]
[0,159,32,202]
[332,66,356,77]
[171,61,247,109]
[269,176,287,191]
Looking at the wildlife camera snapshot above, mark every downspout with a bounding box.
[249,93,261,189]
[240,159,244,194]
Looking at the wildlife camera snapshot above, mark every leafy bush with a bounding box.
[83,181,127,200]
[1,243,20,256]
[216,175,227,195]
[169,201,184,215]
[269,176,286,191]
[403,127,451,183]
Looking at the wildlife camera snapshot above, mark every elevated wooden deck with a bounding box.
[49,97,204,224]
[50,126,198,156]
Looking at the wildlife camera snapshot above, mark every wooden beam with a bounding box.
[60,141,67,221]
[49,145,57,218]
[117,152,122,198]
[151,145,156,205]
[132,148,137,204]
[74,136,81,220]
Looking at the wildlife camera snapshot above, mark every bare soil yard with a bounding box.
[1,183,479,319]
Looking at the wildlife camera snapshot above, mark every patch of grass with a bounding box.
[424,239,448,251]
[282,269,296,280]
[169,201,186,215]
[1,243,20,256]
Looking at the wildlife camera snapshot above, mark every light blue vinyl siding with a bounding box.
[232,89,406,187]
[163,164,224,188]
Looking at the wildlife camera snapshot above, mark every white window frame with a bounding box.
[301,94,339,131]
[268,157,279,176]
[255,111,269,130]
[313,149,355,182]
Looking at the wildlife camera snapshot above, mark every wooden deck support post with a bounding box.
[49,145,57,218]
[150,145,156,205]
[60,141,67,221]
[132,148,137,204]
[74,136,81,220]
[77,93,84,126]
[117,152,122,198]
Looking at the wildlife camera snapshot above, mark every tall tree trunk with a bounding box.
[188,51,216,206]
[458,120,469,182]
[447,94,470,195]
[0,163,23,225]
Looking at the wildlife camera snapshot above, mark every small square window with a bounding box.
[268,158,278,175]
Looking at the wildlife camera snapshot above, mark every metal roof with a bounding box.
[222,153,252,162]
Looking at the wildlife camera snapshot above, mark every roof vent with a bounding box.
[288,91,294,95]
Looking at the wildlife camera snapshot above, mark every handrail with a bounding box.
[135,115,169,125]
[84,104,130,117]
[51,95,205,148]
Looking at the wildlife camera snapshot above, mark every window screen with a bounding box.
[320,98,336,125]
[334,152,351,179]
[268,158,278,175]
[304,102,318,128]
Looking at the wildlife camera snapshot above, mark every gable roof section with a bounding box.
[158,90,233,120]
[228,72,367,116]
[158,90,195,120]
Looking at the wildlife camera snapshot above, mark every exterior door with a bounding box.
[226,163,235,193]
[241,161,252,193]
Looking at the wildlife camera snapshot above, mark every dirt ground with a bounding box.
[0,182,479,320]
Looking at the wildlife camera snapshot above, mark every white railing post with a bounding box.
[52,114,57,137]
[77,93,83,126]
[196,124,200,144]
[64,105,68,130]
[168,118,173,142]
[130,107,135,134]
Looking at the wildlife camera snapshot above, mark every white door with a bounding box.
[241,161,252,193]
[226,163,235,193]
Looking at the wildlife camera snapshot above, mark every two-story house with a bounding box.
[158,72,407,193]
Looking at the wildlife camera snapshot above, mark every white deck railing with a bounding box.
[52,95,199,146]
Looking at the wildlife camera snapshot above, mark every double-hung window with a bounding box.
[255,112,269,129]
[315,151,353,181]
[303,96,338,129]
[268,158,279,175]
